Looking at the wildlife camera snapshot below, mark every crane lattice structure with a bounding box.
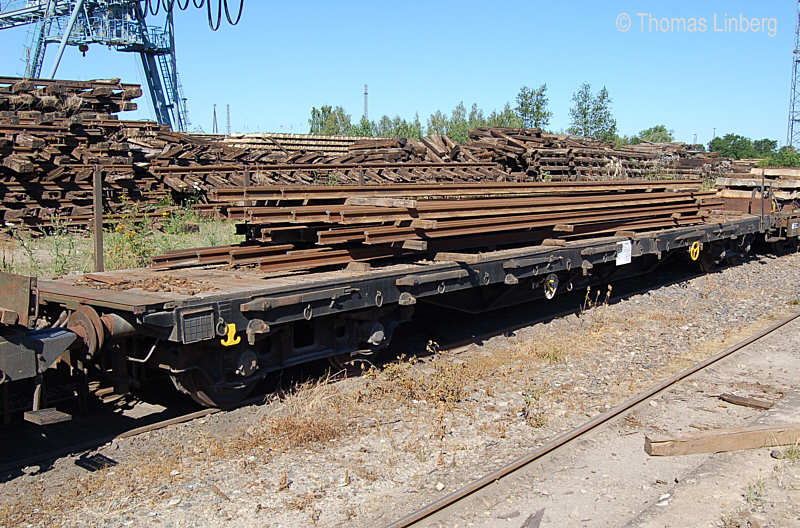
[0,1,243,132]
[788,0,800,148]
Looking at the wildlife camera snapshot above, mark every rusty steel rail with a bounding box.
[208,180,705,202]
[150,161,496,174]
[383,309,800,528]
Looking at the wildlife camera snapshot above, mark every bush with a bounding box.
[757,146,800,168]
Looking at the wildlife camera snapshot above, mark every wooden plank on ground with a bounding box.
[645,423,800,456]
[719,393,774,410]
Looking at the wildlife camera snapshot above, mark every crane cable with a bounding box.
[139,0,244,29]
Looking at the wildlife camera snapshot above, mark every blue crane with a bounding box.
[0,0,243,131]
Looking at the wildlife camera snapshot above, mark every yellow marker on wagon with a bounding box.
[689,241,701,261]
[221,323,241,346]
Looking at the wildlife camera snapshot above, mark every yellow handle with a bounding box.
[221,323,241,346]
[689,241,701,261]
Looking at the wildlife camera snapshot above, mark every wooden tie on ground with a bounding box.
[645,423,800,456]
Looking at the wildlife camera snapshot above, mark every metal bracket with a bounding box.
[241,287,358,312]
[395,269,469,287]
[503,254,559,270]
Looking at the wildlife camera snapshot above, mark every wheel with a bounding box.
[170,370,257,408]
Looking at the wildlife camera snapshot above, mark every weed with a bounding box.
[105,199,156,269]
[579,284,613,334]
[535,345,564,364]
[276,471,290,491]
[780,442,800,461]
[0,239,14,272]
[48,214,79,277]
[286,492,314,511]
[789,298,800,306]
[368,352,469,407]
[10,229,42,276]
[522,390,547,428]
[745,478,765,505]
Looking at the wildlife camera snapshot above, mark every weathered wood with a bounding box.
[540,238,567,247]
[719,393,774,410]
[433,252,487,264]
[645,424,800,456]
[401,239,427,251]
[24,408,72,425]
[345,196,418,208]
[749,167,800,178]
[716,177,800,189]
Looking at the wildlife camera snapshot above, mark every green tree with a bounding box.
[487,103,524,128]
[752,138,778,158]
[633,125,674,144]
[348,116,375,137]
[308,105,352,135]
[373,114,423,139]
[468,103,488,131]
[758,146,800,168]
[708,134,755,159]
[567,83,593,137]
[446,102,470,144]
[427,110,449,136]
[516,84,552,129]
[568,83,616,142]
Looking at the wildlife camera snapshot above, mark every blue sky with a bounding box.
[0,1,793,146]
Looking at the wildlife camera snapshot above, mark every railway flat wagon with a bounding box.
[0,182,798,417]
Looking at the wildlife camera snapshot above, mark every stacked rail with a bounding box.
[152,179,722,273]
[205,132,387,155]
[465,128,719,181]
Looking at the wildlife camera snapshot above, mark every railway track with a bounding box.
[383,308,800,528]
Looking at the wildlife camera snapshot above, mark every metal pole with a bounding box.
[27,0,55,78]
[93,166,104,272]
[49,0,85,79]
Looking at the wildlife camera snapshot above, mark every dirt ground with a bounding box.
[1,250,799,528]
[421,314,800,528]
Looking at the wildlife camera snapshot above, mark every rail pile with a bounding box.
[146,135,494,194]
[207,132,387,155]
[152,179,722,273]
[717,167,800,214]
[464,128,722,181]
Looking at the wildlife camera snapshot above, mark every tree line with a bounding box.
[308,84,786,162]
[310,83,635,145]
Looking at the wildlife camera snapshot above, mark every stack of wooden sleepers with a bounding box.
[716,167,800,213]
[464,128,720,181]
[152,179,723,273]
[148,135,494,195]
[0,77,175,227]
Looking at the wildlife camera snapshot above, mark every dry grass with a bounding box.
[0,451,183,527]
[364,352,471,407]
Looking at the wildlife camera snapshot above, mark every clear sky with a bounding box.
[0,1,793,146]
